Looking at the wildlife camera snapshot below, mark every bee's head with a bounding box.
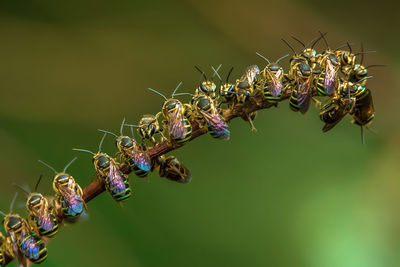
[93,153,111,171]
[26,193,45,211]
[4,214,23,233]
[116,136,134,151]
[297,62,311,77]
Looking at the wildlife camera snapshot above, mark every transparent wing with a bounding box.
[131,148,151,172]
[297,79,312,114]
[324,59,337,95]
[108,163,126,195]
[168,103,187,139]
[266,69,283,97]
[243,65,260,84]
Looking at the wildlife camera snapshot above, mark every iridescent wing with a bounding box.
[200,109,230,140]
[168,102,187,139]
[108,163,127,195]
[59,181,84,216]
[242,65,260,84]
[266,68,283,97]
[130,148,151,172]
[19,233,41,261]
[296,78,312,114]
[324,59,337,95]
[37,204,55,232]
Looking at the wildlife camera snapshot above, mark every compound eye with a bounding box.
[165,100,177,110]
[120,137,133,148]
[97,156,110,169]
[200,83,208,92]
[269,64,279,71]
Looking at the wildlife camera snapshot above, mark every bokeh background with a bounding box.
[0,0,399,266]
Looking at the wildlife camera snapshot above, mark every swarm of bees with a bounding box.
[0,32,378,266]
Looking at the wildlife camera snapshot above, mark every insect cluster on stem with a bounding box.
[0,32,378,266]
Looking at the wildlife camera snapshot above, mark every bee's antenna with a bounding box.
[360,43,364,65]
[226,67,234,83]
[171,81,183,98]
[365,64,385,69]
[357,76,374,83]
[98,132,107,152]
[12,184,30,196]
[63,157,77,173]
[72,148,95,156]
[276,54,290,64]
[173,93,194,97]
[281,38,296,54]
[120,118,126,136]
[98,129,118,138]
[347,42,352,54]
[318,31,329,49]
[34,175,43,192]
[211,65,223,82]
[10,192,18,213]
[129,125,135,138]
[194,66,208,80]
[256,52,270,64]
[147,88,167,100]
[335,42,355,50]
[0,210,5,217]
[38,160,58,174]
[290,35,305,48]
[307,32,326,49]
[211,64,222,79]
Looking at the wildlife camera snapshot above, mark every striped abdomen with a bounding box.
[263,81,281,103]
[289,89,300,112]
[316,72,328,96]
[207,124,230,140]
[19,233,48,264]
[35,213,59,238]
[173,117,192,143]
[106,164,132,201]
[0,249,4,266]
[125,157,149,177]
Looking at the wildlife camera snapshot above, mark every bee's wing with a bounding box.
[131,148,151,172]
[37,204,54,231]
[324,60,338,95]
[200,109,230,140]
[168,103,187,139]
[297,79,312,114]
[59,182,83,215]
[266,69,283,97]
[108,163,126,195]
[244,65,260,84]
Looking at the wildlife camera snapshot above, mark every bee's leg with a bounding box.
[246,112,257,132]
[312,97,322,109]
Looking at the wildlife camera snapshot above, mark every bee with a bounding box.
[193,65,221,100]
[136,114,166,145]
[38,157,86,219]
[148,82,192,144]
[13,177,59,238]
[288,60,314,114]
[234,65,260,104]
[192,94,230,140]
[339,78,375,144]
[0,193,48,265]
[313,32,341,96]
[212,66,236,106]
[286,34,325,70]
[73,133,132,202]
[319,92,356,132]
[153,155,192,184]
[98,118,151,177]
[256,52,289,104]
[335,42,356,74]
[281,38,315,114]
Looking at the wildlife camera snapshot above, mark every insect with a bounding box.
[153,155,192,184]
[13,176,59,238]
[148,82,192,144]
[212,66,236,106]
[73,133,132,202]
[319,93,356,132]
[0,193,48,264]
[256,52,289,103]
[288,60,314,114]
[193,65,221,100]
[192,94,230,140]
[136,114,166,145]
[314,32,341,96]
[234,65,260,104]
[98,118,151,177]
[339,78,375,144]
[287,35,322,70]
[38,157,86,218]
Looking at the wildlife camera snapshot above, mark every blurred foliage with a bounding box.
[0,0,399,266]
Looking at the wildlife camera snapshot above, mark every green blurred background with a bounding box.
[0,0,399,266]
